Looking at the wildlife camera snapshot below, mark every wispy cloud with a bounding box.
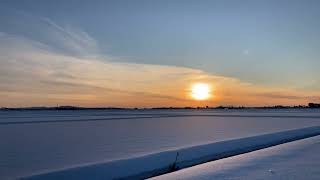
[255,92,320,101]
[0,27,203,107]
[1,11,100,57]
[0,16,319,107]
[40,17,100,57]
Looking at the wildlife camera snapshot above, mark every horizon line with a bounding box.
[1,103,320,110]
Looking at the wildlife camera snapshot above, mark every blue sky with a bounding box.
[0,0,319,107]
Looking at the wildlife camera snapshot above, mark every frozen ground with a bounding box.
[24,126,320,180]
[151,135,320,180]
[0,109,319,179]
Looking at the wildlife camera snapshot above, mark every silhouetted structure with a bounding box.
[309,103,320,108]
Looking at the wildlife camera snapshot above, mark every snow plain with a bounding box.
[24,126,320,180]
[151,135,320,180]
[1,109,320,179]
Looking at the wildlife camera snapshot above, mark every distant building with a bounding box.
[308,103,320,108]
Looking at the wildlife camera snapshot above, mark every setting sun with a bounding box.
[191,83,210,100]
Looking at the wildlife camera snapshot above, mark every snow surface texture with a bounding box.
[23,126,320,180]
[1,109,320,179]
[151,135,320,180]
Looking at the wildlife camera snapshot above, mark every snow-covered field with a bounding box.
[151,135,320,180]
[1,109,320,179]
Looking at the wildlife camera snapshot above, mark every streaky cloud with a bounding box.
[0,17,319,107]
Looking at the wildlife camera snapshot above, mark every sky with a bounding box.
[0,0,319,107]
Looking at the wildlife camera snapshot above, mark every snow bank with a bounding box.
[23,126,320,180]
[151,135,320,180]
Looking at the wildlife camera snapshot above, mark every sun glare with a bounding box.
[191,83,210,100]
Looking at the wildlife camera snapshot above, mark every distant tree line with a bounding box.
[1,103,320,110]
